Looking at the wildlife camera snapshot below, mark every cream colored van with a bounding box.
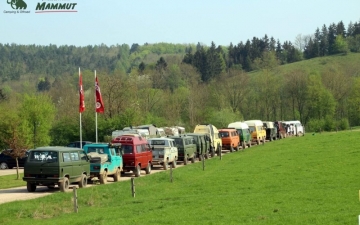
[193,124,222,157]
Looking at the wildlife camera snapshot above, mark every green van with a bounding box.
[23,146,90,192]
[168,135,197,165]
[187,133,211,160]
[228,122,252,149]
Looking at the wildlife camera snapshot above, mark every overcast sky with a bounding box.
[1,0,359,47]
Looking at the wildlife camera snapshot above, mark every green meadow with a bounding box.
[1,131,360,225]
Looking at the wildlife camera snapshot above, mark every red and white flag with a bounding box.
[79,72,85,113]
[95,75,104,113]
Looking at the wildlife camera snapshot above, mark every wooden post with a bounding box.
[131,178,135,198]
[170,164,173,183]
[202,155,205,171]
[73,187,78,213]
[219,149,222,160]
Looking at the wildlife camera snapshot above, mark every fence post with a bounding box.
[73,187,78,213]
[202,155,205,171]
[131,178,135,198]
[170,164,173,183]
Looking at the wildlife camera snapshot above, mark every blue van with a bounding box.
[83,143,123,184]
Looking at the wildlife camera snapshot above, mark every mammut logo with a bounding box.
[7,0,27,9]
[35,2,78,13]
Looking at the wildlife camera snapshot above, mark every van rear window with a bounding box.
[29,151,58,162]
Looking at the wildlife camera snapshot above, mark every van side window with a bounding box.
[70,152,79,161]
[63,153,71,162]
[80,151,88,160]
[136,145,142,153]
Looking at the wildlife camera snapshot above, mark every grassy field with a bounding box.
[1,131,360,224]
[0,173,24,189]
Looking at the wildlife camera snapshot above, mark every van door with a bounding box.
[61,152,73,178]
[70,151,82,182]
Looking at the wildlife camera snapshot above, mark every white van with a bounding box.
[148,138,178,170]
[283,120,305,136]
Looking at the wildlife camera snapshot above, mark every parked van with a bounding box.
[227,122,252,149]
[169,135,197,165]
[244,120,266,145]
[283,120,305,136]
[274,121,287,139]
[23,146,90,192]
[187,133,211,160]
[83,143,123,184]
[193,124,222,157]
[218,128,240,152]
[148,138,178,170]
[263,121,278,141]
[111,134,152,177]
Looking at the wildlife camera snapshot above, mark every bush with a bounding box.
[337,118,350,130]
[306,119,325,132]
[324,116,336,131]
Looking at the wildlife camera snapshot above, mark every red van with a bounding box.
[111,134,152,177]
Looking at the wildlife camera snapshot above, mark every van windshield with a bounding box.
[87,147,105,154]
[121,145,133,154]
[248,126,255,133]
[173,138,184,147]
[219,131,229,137]
[29,151,58,162]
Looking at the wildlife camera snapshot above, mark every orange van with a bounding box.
[218,128,240,152]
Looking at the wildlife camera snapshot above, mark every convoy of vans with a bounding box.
[22,120,303,192]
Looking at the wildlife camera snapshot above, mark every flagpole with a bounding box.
[95,70,98,143]
[79,67,83,148]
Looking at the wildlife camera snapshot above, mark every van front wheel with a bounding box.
[78,174,87,187]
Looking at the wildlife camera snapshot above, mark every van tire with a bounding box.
[242,142,245,150]
[100,171,108,184]
[191,156,195,163]
[184,157,188,165]
[27,182,36,192]
[134,165,141,177]
[204,152,209,159]
[257,139,260,145]
[113,169,121,181]
[230,145,234,152]
[163,162,168,170]
[145,163,151,174]
[60,177,69,192]
[78,174,87,187]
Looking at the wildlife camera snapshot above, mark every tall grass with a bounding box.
[1,131,360,224]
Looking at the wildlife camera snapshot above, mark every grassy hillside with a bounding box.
[1,131,360,224]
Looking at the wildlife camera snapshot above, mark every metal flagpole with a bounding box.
[79,67,83,149]
[95,70,98,143]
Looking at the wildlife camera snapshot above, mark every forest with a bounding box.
[0,19,360,150]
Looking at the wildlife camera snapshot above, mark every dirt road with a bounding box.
[0,161,201,205]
